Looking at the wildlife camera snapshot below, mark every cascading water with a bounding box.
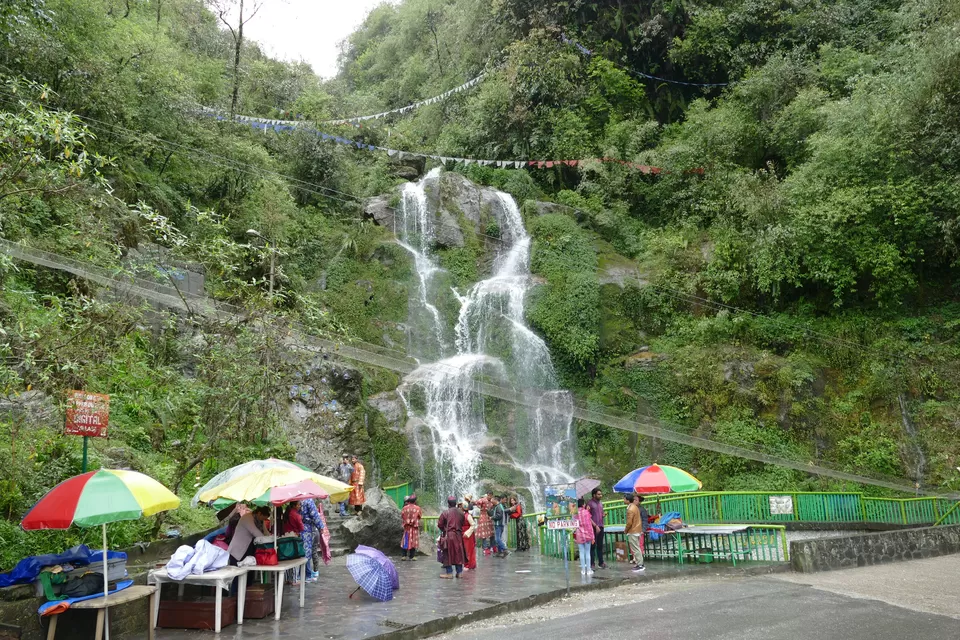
[397,171,575,507]
[395,168,447,360]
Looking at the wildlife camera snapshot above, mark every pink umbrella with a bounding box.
[264,479,329,505]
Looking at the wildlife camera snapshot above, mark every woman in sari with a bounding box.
[461,500,477,570]
[508,496,530,551]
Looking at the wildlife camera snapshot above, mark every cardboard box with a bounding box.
[243,583,275,619]
[614,541,629,562]
[157,596,237,630]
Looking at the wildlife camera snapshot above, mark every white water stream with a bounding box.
[396,171,575,507]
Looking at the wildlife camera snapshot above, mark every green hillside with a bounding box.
[2,0,960,568]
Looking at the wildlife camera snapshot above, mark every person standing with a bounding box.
[299,498,325,582]
[400,495,423,561]
[507,496,530,551]
[587,487,607,569]
[490,495,509,557]
[348,454,366,515]
[625,493,648,573]
[227,507,271,565]
[575,498,595,576]
[461,500,477,570]
[475,492,495,556]
[337,454,353,517]
[437,496,466,578]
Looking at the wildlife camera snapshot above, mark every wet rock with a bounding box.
[340,487,403,553]
[368,392,405,433]
[624,350,666,369]
[529,201,575,218]
[392,164,420,181]
[364,194,395,227]
[0,391,56,426]
[723,360,756,387]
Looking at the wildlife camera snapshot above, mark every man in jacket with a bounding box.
[490,495,509,557]
[587,487,607,569]
[337,454,353,516]
[624,493,648,572]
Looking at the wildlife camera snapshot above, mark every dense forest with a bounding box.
[2,0,960,568]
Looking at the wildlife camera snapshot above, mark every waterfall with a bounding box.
[395,168,447,360]
[396,172,575,508]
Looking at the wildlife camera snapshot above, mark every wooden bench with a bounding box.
[46,585,157,640]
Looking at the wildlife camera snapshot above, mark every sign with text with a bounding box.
[545,483,578,517]
[65,391,110,438]
[769,495,794,516]
[547,519,578,530]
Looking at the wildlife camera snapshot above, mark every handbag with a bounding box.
[255,548,278,566]
[277,537,304,561]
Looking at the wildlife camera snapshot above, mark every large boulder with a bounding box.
[364,194,394,228]
[340,487,404,554]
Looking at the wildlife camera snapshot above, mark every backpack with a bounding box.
[61,573,105,599]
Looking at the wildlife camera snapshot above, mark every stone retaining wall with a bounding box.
[0,530,211,640]
[790,524,960,573]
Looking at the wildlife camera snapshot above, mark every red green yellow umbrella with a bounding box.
[613,464,702,495]
[21,469,180,640]
[21,469,180,530]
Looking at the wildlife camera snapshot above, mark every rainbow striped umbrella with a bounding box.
[613,464,702,495]
[21,470,180,640]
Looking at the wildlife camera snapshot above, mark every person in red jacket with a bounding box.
[507,496,530,551]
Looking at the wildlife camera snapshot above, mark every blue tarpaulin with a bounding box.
[0,545,127,588]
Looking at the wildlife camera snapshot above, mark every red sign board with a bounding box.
[65,391,110,438]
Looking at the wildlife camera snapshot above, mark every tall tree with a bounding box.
[210,0,265,118]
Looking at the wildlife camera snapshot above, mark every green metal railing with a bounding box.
[538,522,789,564]
[382,482,413,509]
[592,492,960,527]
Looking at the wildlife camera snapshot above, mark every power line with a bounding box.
[560,34,731,88]
[2,239,952,498]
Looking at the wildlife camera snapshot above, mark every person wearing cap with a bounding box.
[437,496,466,578]
[400,494,423,561]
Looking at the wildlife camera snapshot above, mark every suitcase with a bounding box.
[243,583,275,619]
[157,596,237,630]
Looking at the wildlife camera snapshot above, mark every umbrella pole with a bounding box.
[102,523,110,640]
[273,505,278,550]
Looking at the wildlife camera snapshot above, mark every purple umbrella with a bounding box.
[355,544,399,590]
[575,478,601,499]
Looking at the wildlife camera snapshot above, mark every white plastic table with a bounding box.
[148,565,248,633]
[244,557,307,621]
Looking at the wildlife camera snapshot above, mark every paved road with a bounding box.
[442,574,960,640]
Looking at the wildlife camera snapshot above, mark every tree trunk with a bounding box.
[230,0,244,119]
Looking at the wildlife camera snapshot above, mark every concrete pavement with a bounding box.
[144,551,781,640]
[439,562,960,640]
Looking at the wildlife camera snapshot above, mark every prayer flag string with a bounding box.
[200,110,703,175]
